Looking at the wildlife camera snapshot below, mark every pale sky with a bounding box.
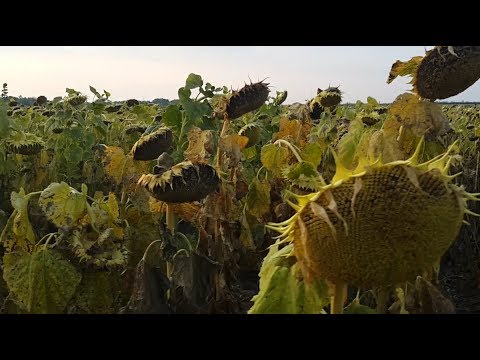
[1,46,479,103]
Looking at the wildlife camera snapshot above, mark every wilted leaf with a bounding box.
[260,143,289,176]
[219,134,249,164]
[184,126,213,162]
[386,56,423,84]
[242,146,257,161]
[121,259,171,314]
[148,197,201,224]
[106,193,119,220]
[38,182,86,228]
[3,248,82,313]
[388,92,450,138]
[102,146,149,187]
[2,190,36,251]
[274,118,301,141]
[239,209,255,250]
[70,271,118,314]
[404,277,456,314]
[274,117,312,148]
[246,178,271,221]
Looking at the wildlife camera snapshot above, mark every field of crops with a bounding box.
[1,46,480,314]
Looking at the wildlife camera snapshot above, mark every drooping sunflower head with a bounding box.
[387,46,480,101]
[131,127,173,161]
[267,138,479,289]
[137,161,220,203]
[317,87,342,108]
[214,81,270,120]
[65,95,87,107]
[5,132,45,155]
[126,99,140,107]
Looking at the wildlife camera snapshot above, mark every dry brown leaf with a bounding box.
[102,146,150,186]
[184,126,214,163]
[148,197,202,224]
[219,134,249,165]
[273,117,312,148]
[387,56,423,84]
[388,93,451,138]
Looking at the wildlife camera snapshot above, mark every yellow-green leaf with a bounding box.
[69,270,118,314]
[248,243,329,314]
[9,189,36,247]
[3,249,82,313]
[283,161,323,190]
[39,182,87,228]
[386,56,423,84]
[301,143,323,167]
[260,143,289,176]
[10,188,27,212]
[245,178,271,221]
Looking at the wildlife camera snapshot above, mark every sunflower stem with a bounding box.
[330,281,348,314]
[216,116,230,169]
[375,287,388,314]
[166,204,175,299]
[274,139,303,163]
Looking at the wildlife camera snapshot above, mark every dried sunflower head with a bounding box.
[138,161,220,203]
[214,81,270,120]
[131,127,173,161]
[267,138,479,288]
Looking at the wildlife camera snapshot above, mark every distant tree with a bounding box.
[1,83,8,98]
[151,98,171,106]
[13,96,36,106]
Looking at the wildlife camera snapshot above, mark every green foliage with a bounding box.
[249,243,329,314]
[283,161,324,190]
[3,248,82,313]
[344,297,377,314]
[69,271,119,313]
[301,142,323,167]
[246,178,271,221]
[260,143,289,176]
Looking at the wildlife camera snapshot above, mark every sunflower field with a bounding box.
[1,46,480,314]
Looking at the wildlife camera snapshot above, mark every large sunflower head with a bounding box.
[267,138,479,289]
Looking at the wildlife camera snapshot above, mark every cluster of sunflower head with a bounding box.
[133,80,273,206]
[252,47,480,313]
[130,114,220,207]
